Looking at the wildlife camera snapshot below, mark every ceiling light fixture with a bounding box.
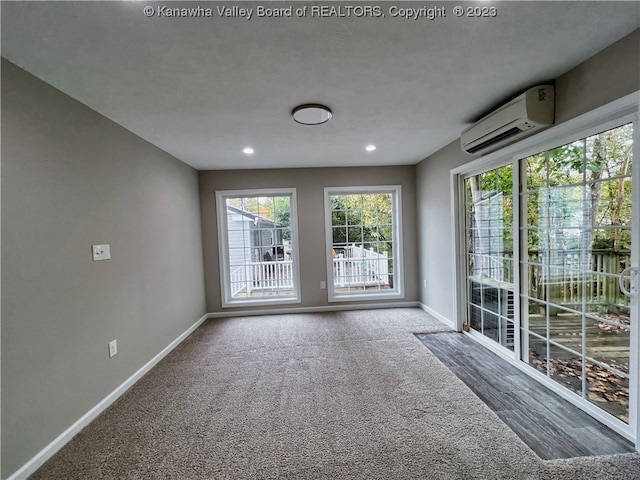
[292,104,332,125]
[243,147,254,155]
[365,144,377,152]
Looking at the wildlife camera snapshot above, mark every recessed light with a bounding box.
[243,147,254,155]
[292,104,332,125]
[365,144,377,152]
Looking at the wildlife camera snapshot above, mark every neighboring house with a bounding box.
[225,205,292,297]
[226,204,288,265]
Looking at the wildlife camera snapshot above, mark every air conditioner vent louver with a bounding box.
[465,127,524,154]
[461,85,555,155]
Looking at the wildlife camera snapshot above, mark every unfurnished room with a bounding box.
[2,1,640,479]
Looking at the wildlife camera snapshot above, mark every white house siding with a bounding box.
[227,213,253,268]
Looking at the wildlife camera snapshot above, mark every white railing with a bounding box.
[230,261,294,297]
[230,265,248,296]
[231,246,391,297]
[333,245,389,288]
[249,260,294,291]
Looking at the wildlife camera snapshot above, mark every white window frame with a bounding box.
[451,91,639,447]
[216,188,301,308]
[324,185,404,302]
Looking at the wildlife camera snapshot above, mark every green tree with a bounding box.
[330,193,393,254]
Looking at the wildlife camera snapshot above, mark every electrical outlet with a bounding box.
[320,281,326,289]
[108,339,118,358]
[423,279,427,288]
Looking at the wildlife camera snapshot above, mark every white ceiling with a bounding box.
[2,1,639,170]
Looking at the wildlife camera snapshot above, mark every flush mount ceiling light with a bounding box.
[291,104,332,125]
[365,144,377,152]
[242,147,254,155]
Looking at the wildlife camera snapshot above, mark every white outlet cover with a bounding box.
[92,244,111,261]
[108,339,118,358]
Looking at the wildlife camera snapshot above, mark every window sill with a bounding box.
[221,297,302,309]
[328,291,404,303]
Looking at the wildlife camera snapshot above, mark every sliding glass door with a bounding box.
[460,118,637,438]
[520,124,634,424]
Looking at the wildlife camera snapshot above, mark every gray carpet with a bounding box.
[30,308,640,479]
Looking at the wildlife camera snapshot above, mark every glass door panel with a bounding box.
[520,123,634,424]
[464,165,515,351]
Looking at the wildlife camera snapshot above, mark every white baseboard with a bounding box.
[419,303,457,330]
[206,301,420,319]
[10,303,422,479]
[8,313,209,480]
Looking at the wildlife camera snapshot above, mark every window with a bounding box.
[216,189,300,307]
[324,186,403,301]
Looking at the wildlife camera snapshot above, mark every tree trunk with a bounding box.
[468,175,483,277]
[588,134,605,241]
[612,150,631,249]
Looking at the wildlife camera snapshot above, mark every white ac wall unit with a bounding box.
[461,85,555,155]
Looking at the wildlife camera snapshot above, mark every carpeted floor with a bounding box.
[30,308,640,479]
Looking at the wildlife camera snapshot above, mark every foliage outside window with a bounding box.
[216,189,300,307]
[520,123,633,423]
[464,164,515,350]
[324,186,403,301]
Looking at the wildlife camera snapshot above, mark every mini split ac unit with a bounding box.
[461,85,555,155]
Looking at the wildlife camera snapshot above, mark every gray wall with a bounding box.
[1,59,207,478]
[416,28,640,323]
[199,166,419,312]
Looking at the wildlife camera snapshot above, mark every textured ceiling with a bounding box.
[2,1,639,170]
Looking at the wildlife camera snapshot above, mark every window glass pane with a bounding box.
[586,125,634,181]
[525,298,547,337]
[525,153,547,192]
[585,316,630,372]
[465,163,515,345]
[585,362,629,423]
[548,140,585,187]
[469,304,482,332]
[548,344,583,395]
[526,332,548,375]
[217,190,299,305]
[327,187,401,299]
[519,121,634,424]
[594,178,632,228]
[548,308,583,354]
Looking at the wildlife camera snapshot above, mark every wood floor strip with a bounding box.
[415,331,636,460]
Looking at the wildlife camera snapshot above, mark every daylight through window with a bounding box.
[216,189,300,307]
[325,186,403,301]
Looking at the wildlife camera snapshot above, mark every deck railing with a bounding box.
[230,245,391,296]
[250,260,295,291]
[332,257,389,287]
[469,251,631,309]
[230,261,295,296]
[230,266,248,297]
[332,245,390,288]
[527,251,631,309]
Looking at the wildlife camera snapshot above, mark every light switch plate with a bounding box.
[92,244,111,261]
[108,339,118,358]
